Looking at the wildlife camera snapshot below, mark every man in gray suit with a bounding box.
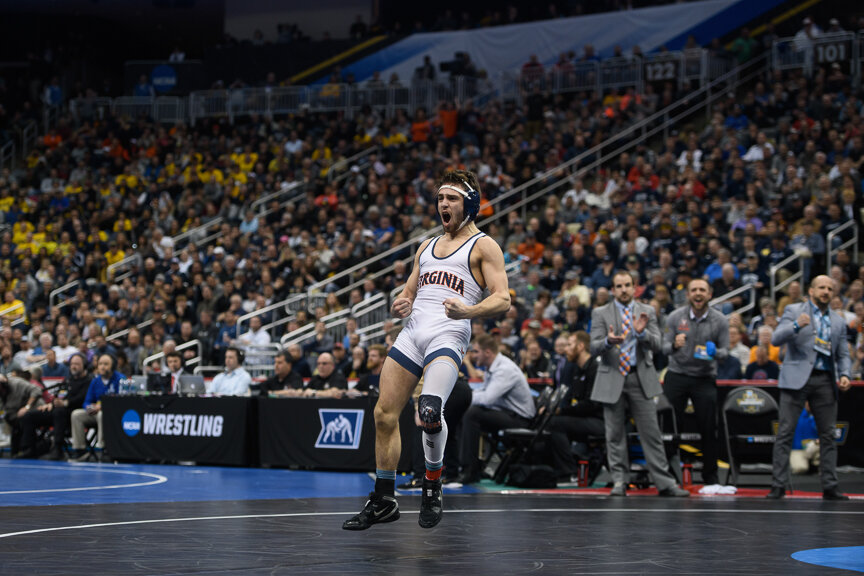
[590,271,690,497]
[767,275,852,500]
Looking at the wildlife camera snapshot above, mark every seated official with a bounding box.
[2,374,45,457]
[744,345,780,380]
[260,351,303,397]
[207,347,252,396]
[459,334,537,484]
[71,354,125,461]
[163,351,188,394]
[304,352,348,398]
[17,354,91,460]
[41,349,70,380]
[548,331,605,480]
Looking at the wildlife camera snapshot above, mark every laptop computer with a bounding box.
[146,373,173,394]
[178,374,206,396]
[129,375,149,395]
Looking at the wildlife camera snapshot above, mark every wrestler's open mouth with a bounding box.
[442,212,451,224]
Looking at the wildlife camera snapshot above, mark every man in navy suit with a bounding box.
[767,275,852,500]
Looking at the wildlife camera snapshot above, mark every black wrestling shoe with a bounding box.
[342,492,400,530]
[418,477,443,529]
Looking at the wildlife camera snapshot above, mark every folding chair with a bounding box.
[492,384,570,484]
[722,386,781,487]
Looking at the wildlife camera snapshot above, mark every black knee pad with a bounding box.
[418,394,443,433]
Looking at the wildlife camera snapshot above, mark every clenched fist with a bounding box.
[391,297,412,319]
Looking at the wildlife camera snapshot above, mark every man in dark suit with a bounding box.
[767,275,852,500]
[590,271,689,497]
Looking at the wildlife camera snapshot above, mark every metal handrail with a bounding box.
[21,121,37,159]
[709,283,756,318]
[770,253,805,304]
[49,280,80,309]
[105,318,155,343]
[326,145,379,183]
[193,365,226,376]
[107,253,142,281]
[250,181,304,213]
[171,217,224,249]
[280,308,351,347]
[0,301,26,320]
[826,220,858,275]
[142,339,202,369]
[307,230,435,294]
[0,140,14,171]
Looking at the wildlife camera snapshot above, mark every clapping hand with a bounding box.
[633,312,649,333]
[607,325,625,345]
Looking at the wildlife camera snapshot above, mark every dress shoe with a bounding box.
[658,486,690,497]
[40,449,65,461]
[396,476,423,490]
[609,483,627,496]
[456,473,480,485]
[74,451,95,463]
[765,486,785,499]
[12,449,37,459]
[823,489,850,501]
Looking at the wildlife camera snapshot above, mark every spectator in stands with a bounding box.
[133,74,155,98]
[790,220,826,283]
[3,372,46,457]
[53,332,78,364]
[728,325,751,367]
[194,309,219,365]
[236,316,271,366]
[70,354,125,461]
[745,345,780,380]
[16,353,90,460]
[41,349,69,380]
[749,325,782,365]
[213,309,238,364]
[712,263,743,314]
[353,343,386,396]
[305,352,347,398]
[730,28,758,64]
[458,334,536,484]
[777,281,804,316]
[349,14,368,39]
[520,338,552,380]
[207,347,252,396]
[259,351,302,397]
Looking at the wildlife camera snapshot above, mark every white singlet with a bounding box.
[389,232,486,376]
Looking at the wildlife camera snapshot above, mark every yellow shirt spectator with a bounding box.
[0,292,25,321]
[11,221,33,245]
[105,247,126,267]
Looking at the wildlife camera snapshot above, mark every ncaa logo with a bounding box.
[315,409,364,449]
[122,410,142,437]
